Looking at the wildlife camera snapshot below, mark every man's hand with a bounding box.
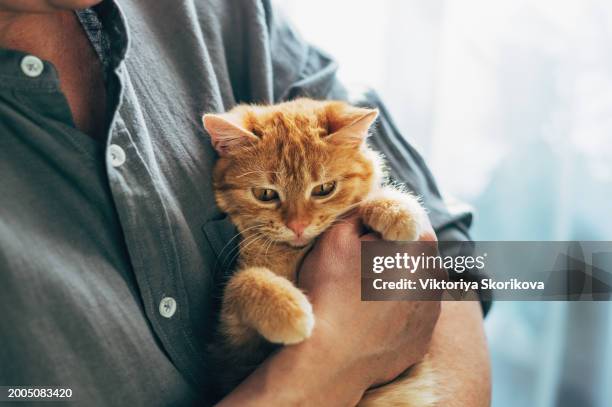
[218,215,442,406]
[298,215,440,388]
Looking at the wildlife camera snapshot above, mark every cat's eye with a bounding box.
[311,181,336,198]
[252,187,279,202]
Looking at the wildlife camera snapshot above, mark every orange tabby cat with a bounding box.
[203,98,438,406]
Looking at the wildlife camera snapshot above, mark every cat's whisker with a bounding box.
[237,232,267,255]
[223,239,257,270]
[237,232,263,247]
[226,233,268,266]
[264,236,276,257]
[236,170,281,179]
[233,233,263,255]
[346,198,368,210]
[216,224,263,259]
[218,245,242,271]
[216,224,265,269]
[218,231,266,272]
[263,239,271,257]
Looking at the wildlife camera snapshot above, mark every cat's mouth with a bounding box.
[285,237,313,249]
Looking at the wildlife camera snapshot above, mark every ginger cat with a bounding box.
[203,98,438,406]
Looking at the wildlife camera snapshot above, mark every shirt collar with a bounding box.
[93,0,129,73]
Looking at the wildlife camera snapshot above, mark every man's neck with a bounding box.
[0,10,109,140]
[0,11,69,59]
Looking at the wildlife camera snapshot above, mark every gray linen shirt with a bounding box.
[0,0,477,405]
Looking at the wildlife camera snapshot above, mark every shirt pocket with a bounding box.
[202,215,240,284]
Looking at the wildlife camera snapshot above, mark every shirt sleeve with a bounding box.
[262,1,491,316]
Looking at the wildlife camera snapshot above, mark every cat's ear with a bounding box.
[203,113,259,156]
[326,106,379,147]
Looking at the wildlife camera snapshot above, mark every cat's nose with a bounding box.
[287,219,309,237]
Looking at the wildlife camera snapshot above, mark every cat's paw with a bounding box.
[256,286,315,345]
[360,196,424,241]
[223,267,315,345]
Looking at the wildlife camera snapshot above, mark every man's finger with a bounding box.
[419,230,437,242]
[360,233,380,242]
[323,211,365,241]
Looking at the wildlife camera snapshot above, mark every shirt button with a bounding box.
[108,144,126,167]
[20,55,44,78]
[159,297,177,318]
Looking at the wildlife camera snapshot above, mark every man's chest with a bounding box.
[0,0,279,392]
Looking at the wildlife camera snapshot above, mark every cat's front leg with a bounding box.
[221,266,315,345]
[360,186,428,241]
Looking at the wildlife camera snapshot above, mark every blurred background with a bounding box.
[276,0,612,406]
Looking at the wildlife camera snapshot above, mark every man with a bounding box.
[0,0,490,405]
